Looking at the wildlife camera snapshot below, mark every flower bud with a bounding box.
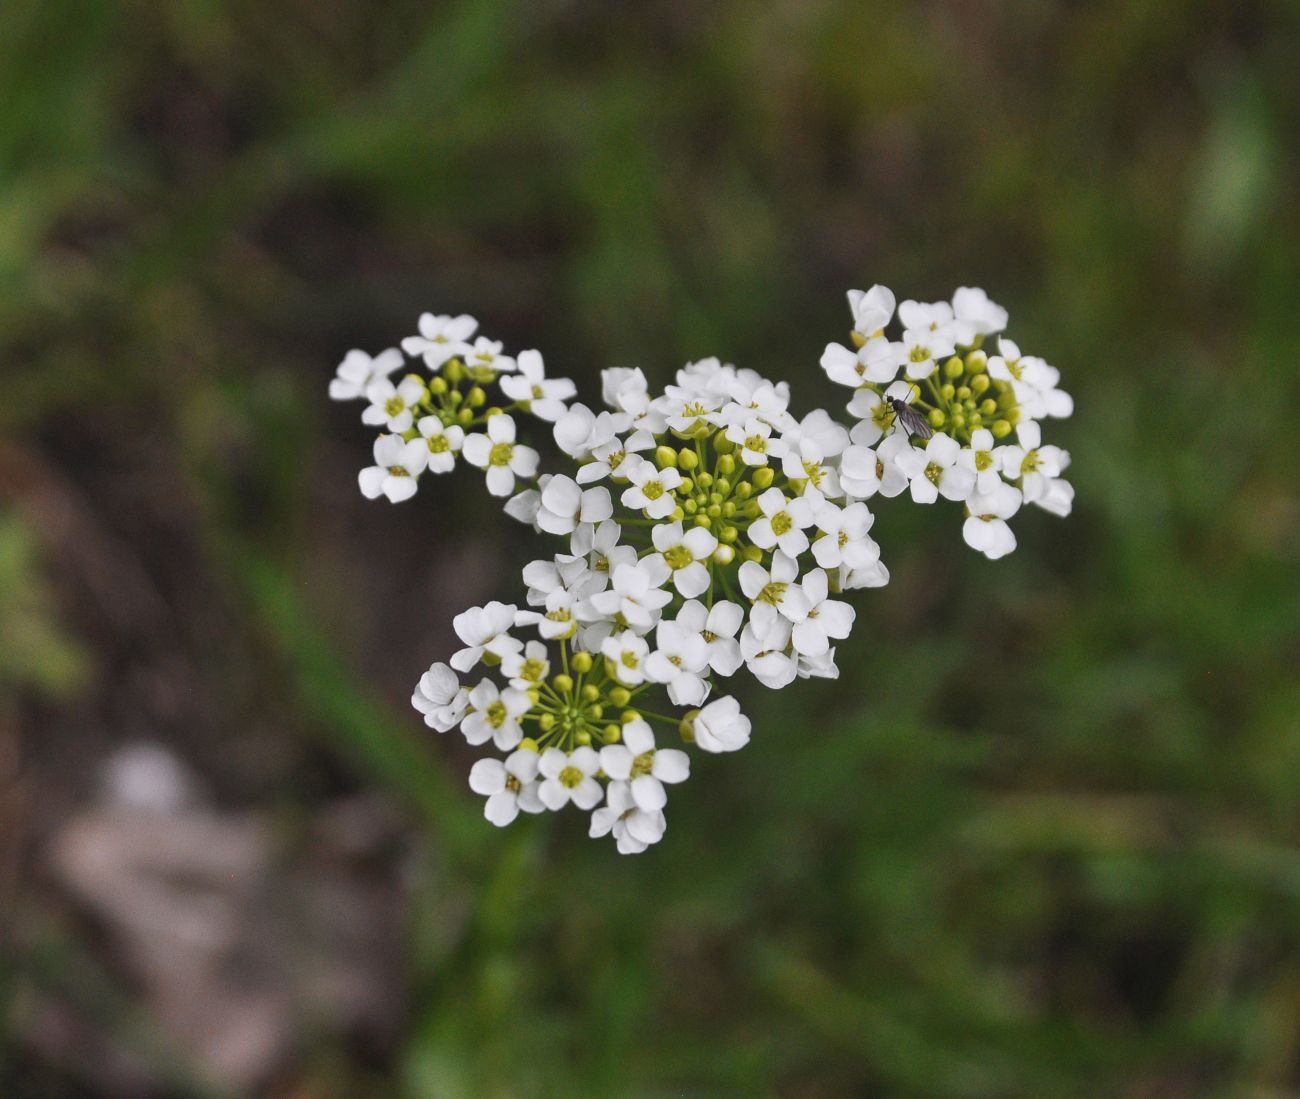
[575,729,592,746]
[621,709,641,724]
[713,432,735,455]
[655,445,679,469]
[712,544,736,566]
[928,408,946,428]
[706,504,722,519]
[695,513,713,528]
[447,390,464,408]
[715,477,732,495]
[742,544,763,563]
[602,724,621,743]
[964,349,988,373]
[734,481,753,499]
[456,408,474,426]
[717,454,736,476]
[552,673,574,693]
[752,467,775,490]
[520,737,539,752]
[956,385,971,401]
[696,471,713,488]
[527,688,541,705]
[608,686,631,707]
[683,498,699,515]
[991,418,1013,438]
[678,709,700,742]
[429,377,449,396]
[940,383,956,401]
[944,355,964,379]
[678,448,699,470]
[586,703,604,720]
[571,651,593,674]
[467,386,487,408]
[971,373,990,395]
[980,398,997,417]
[670,506,685,522]
[444,360,465,384]
[722,502,737,519]
[581,684,601,703]
[719,525,739,543]
[537,714,555,733]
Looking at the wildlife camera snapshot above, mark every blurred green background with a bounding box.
[3,1,1298,1096]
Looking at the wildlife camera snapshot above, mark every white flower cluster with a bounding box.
[333,286,1073,852]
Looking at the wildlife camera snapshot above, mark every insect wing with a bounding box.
[889,398,933,440]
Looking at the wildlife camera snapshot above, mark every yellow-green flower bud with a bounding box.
[482,651,501,667]
[991,418,1013,438]
[706,504,722,519]
[719,524,739,543]
[444,360,466,384]
[980,398,997,417]
[928,408,946,428]
[956,385,971,401]
[586,703,604,721]
[752,467,775,490]
[717,454,736,476]
[655,445,679,469]
[429,377,449,396]
[697,473,714,491]
[734,481,753,500]
[695,513,712,528]
[713,544,736,566]
[581,684,600,703]
[608,686,631,708]
[520,737,539,752]
[742,544,763,563]
[715,477,732,495]
[850,330,866,349]
[603,724,621,743]
[950,413,966,431]
[552,673,574,694]
[537,714,555,733]
[940,383,956,401]
[527,688,540,705]
[713,432,735,455]
[683,498,699,514]
[965,349,988,374]
[722,502,737,519]
[670,506,685,522]
[456,408,473,426]
[467,386,487,408]
[621,709,641,724]
[484,406,503,418]
[708,492,723,507]
[575,729,592,746]
[447,390,464,408]
[971,373,990,395]
[571,651,593,674]
[678,448,699,470]
[944,355,964,379]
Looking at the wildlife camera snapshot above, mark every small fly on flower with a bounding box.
[886,396,934,440]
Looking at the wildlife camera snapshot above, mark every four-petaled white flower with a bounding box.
[644,618,710,706]
[451,601,522,672]
[601,630,651,686]
[620,459,683,519]
[748,488,815,558]
[792,569,855,658]
[847,284,896,338]
[739,550,810,636]
[590,780,666,854]
[499,349,577,422]
[462,414,540,496]
[690,697,752,753]
[538,747,603,810]
[963,481,1023,560]
[810,499,879,571]
[536,475,613,536]
[462,680,531,749]
[330,347,403,400]
[899,327,956,381]
[411,662,470,732]
[894,434,976,504]
[650,521,718,598]
[362,375,427,432]
[417,417,465,474]
[599,719,690,813]
[951,287,1007,337]
[463,336,516,374]
[469,748,543,825]
[673,599,744,677]
[359,434,428,503]
[400,313,477,368]
[584,558,672,634]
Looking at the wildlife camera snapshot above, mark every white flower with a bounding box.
[411,662,470,732]
[673,599,744,677]
[601,630,651,686]
[362,375,427,432]
[468,749,543,826]
[450,601,522,672]
[780,408,850,485]
[988,339,1073,420]
[872,434,916,498]
[589,780,666,854]
[1001,421,1073,514]
[358,434,428,503]
[840,559,891,590]
[951,287,1008,337]
[821,338,900,388]
[620,459,683,520]
[537,747,603,810]
[739,550,810,636]
[599,719,690,812]
[650,521,718,598]
[748,488,815,557]
[797,650,840,680]
[894,434,976,504]
[724,416,788,467]
[462,414,540,496]
[330,347,403,400]
[690,696,751,753]
[500,639,551,691]
[400,313,477,368]
[417,417,465,474]
[536,476,613,536]
[645,618,710,706]
[567,520,636,582]
[847,284,896,337]
[463,336,516,375]
[740,617,797,688]
[503,488,541,525]
[956,428,1006,494]
[584,558,672,634]
[962,481,1022,559]
[847,379,915,447]
[554,404,629,462]
[461,680,532,749]
[601,367,649,408]
[791,569,854,657]
[899,298,957,336]
[837,444,882,500]
[810,499,880,571]
[499,349,577,422]
[899,327,955,381]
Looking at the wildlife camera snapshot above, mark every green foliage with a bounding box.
[3,0,1297,1095]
